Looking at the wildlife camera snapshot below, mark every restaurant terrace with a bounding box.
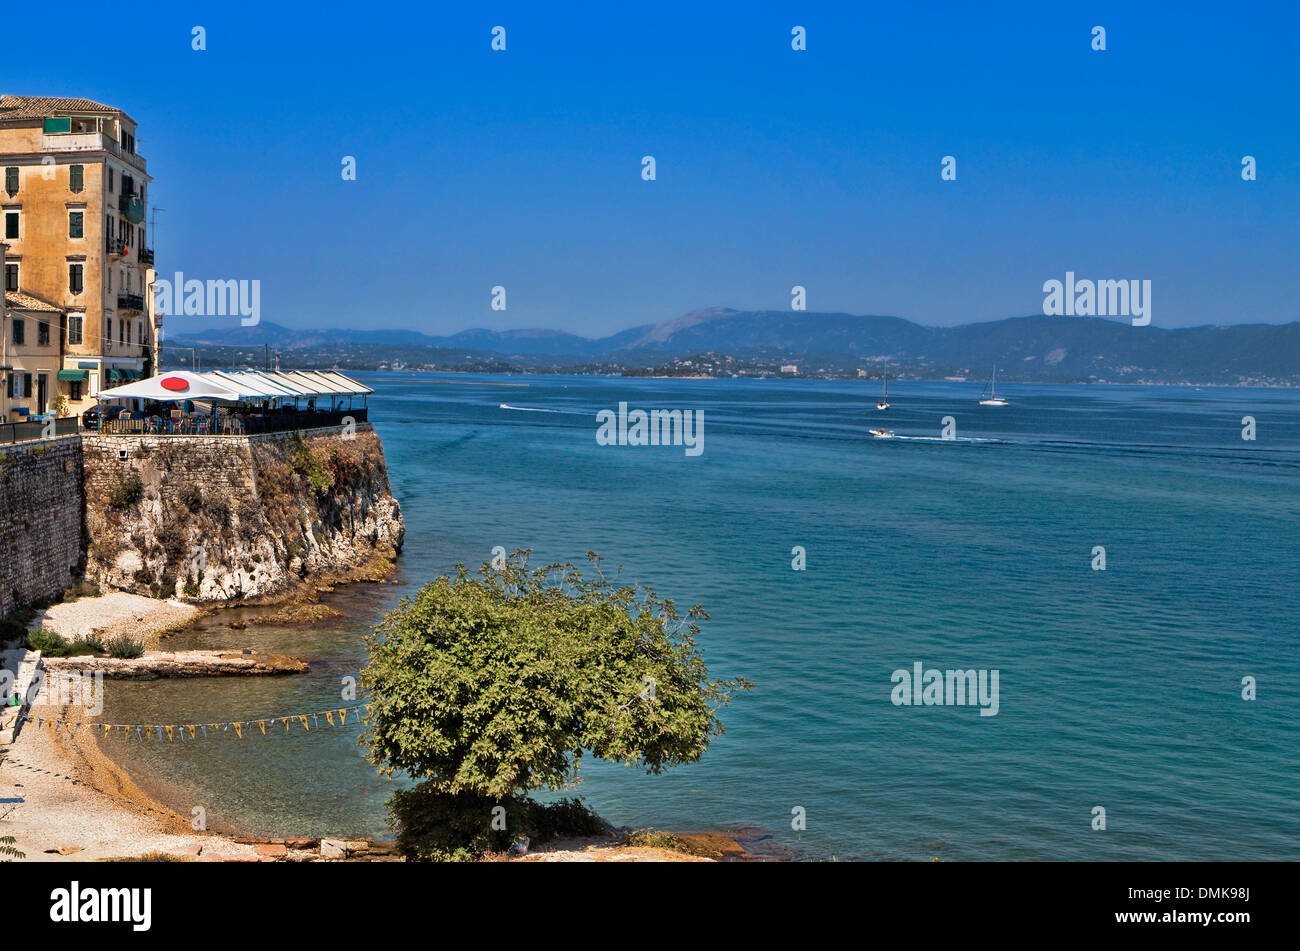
[92,369,372,436]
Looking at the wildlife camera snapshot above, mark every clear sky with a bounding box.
[8,1,1297,336]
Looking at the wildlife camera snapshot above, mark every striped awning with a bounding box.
[97,369,372,402]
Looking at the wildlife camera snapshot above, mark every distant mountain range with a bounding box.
[168,308,1300,384]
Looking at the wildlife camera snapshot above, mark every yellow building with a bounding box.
[0,95,158,419]
[1,289,65,419]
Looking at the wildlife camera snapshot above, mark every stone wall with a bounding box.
[0,435,84,616]
[80,424,404,603]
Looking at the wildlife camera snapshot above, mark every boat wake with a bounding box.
[499,403,560,413]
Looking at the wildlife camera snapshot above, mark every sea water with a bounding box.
[97,375,1300,860]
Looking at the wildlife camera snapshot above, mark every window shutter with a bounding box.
[70,164,84,192]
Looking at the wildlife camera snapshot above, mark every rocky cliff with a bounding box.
[81,425,404,603]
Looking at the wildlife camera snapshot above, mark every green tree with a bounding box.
[361,552,748,859]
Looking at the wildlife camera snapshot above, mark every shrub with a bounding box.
[26,626,68,656]
[108,473,144,508]
[105,634,146,659]
[66,636,106,657]
[387,786,609,862]
[179,484,203,513]
[0,835,25,862]
[362,551,749,860]
[150,573,177,600]
[290,432,333,495]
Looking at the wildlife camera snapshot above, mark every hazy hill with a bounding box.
[169,309,1300,383]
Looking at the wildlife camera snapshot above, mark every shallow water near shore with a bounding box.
[96,374,1300,859]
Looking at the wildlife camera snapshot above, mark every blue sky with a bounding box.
[8,1,1298,336]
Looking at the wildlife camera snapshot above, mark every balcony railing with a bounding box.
[0,415,80,446]
[96,408,367,437]
[117,293,145,311]
[40,132,147,173]
[118,194,145,223]
[139,247,155,266]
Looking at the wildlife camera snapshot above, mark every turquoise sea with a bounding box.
[98,374,1300,860]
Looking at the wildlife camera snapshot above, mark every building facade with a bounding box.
[0,95,158,420]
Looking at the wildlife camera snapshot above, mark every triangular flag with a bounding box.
[257,720,266,735]
[298,715,309,731]
[233,722,242,738]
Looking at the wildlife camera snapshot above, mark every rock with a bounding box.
[320,839,347,859]
[286,837,319,850]
[253,844,287,858]
[673,833,748,859]
[43,649,309,679]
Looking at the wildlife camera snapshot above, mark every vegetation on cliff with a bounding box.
[83,428,403,603]
[361,551,750,860]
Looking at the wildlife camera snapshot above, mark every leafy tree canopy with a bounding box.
[362,552,749,800]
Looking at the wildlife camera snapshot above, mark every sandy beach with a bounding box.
[3,591,735,863]
[35,592,202,642]
[0,693,261,862]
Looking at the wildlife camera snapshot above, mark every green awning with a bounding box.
[43,117,72,134]
[57,369,89,382]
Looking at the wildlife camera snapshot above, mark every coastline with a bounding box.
[10,580,740,862]
[1,691,263,862]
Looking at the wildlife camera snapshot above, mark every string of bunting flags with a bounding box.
[19,703,374,741]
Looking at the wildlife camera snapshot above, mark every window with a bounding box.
[10,373,31,400]
[4,211,17,240]
[105,316,113,344]
[38,321,49,346]
[119,318,125,344]
[3,262,16,291]
[22,373,32,399]
[69,164,84,193]
[68,210,84,238]
[12,319,24,346]
[4,167,16,196]
[108,167,114,192]
[68,314,84,345]
[68,263,84,294]
[69,380,82,401]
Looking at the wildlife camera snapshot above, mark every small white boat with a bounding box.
[869,428,896,439]
[876,371,890,410]
[978,366,1009,406]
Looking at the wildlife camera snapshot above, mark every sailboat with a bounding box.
[979,365,1009,406]
[876,371,890,410]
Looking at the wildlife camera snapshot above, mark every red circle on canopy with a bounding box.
[160,376,189,392]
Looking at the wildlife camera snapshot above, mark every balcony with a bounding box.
[40,131,147,174]
[117,293,145,311]
[118,194,145,223]
[139,247,155,266]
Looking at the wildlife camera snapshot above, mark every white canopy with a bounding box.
[96,369,372,403]
[96,370,242,402]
